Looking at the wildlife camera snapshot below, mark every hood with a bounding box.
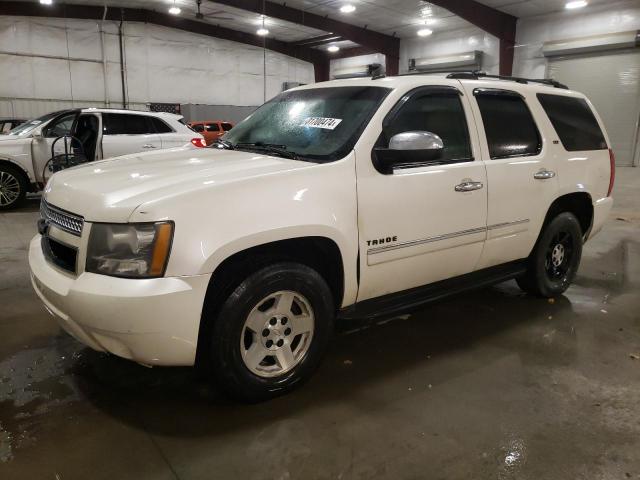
[44,147,313,222]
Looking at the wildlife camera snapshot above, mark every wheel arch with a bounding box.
[195,235,345,367]
[543,191,594,237]
[0,158,33,186]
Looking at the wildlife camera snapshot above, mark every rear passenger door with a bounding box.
[150,116,185,149]
[101,113,161,158]
[463,83,558,269]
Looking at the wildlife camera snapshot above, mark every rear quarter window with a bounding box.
[537,93,607,151]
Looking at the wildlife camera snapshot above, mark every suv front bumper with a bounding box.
[28,234,210,366]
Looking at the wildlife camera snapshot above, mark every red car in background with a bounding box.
[188,120,234,146]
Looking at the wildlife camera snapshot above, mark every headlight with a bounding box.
[86,222,174,278]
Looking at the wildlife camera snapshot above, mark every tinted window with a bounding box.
[537,94,607,151]
[43,113,77,138]
[205,123,220,132]
[151,117,173,133]
[221,122,233,131]
[475,91,541,159]
[191,124,204,133]
[385,91,472,162]
[102,113,154,135]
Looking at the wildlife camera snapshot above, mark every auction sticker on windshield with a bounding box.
[300,117,343,130]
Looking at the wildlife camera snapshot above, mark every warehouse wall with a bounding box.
[514,0,640,78]
[0,16,314,119]
[329,53,386,78]
[400,26,500,74]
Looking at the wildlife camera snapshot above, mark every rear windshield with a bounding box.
[537,94,607,151]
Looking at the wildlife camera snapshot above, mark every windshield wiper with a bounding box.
[212,139,234,150]
[235,142,299,160]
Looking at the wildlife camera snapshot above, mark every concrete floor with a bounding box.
[1,170,639,480]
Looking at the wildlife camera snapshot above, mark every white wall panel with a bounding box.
[0,15,314,118]
[400,27,499,74]
[514,0,640,78]
[330,53,386,79]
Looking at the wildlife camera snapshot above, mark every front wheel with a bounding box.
[517,212,583,297]
[0,164,27,210]
[209,262,334,402]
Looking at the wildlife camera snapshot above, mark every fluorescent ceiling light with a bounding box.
[256,28,269,36]
[168,6,181,14]
[39,0,53,4]
[340,5,356,13]
[565,0,588,9]
[327,45,340,52]
[417,28,433,37]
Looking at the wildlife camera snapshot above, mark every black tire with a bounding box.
[209,262,334,402]
[517,212,583,297]
[0,164,28,210]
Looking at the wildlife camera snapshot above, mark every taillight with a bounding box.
[191,138,206,148]
[607,148,615,197]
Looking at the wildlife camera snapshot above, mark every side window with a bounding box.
[474,90,541,159]
[192,124,205,133]
[385,91,472,162]
[102,114,154,135]
[150,117,174,133]
[43,113,77,138]
[537,94,607,151]
[221,122,233,131]
[205,123,220,132]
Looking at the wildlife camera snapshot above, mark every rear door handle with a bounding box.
[455,181,484,192]
[534,169,555,180]
[142,144,157,149]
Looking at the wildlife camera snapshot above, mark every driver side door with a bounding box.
[356,85,488,302]
[31,111,78,184]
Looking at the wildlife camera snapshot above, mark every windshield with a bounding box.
[221,86,390,162]
[8,111,69,136]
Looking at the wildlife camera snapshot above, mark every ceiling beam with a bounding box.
[427,0,517,75]
[293,34,342,47]
[0,1,328,68]
[208,0,400,57]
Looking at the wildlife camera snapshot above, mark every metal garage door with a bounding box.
[548,50,640,166]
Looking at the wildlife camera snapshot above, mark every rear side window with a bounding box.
[102,114,154,135]
[151,117,174,133]
[205,123,220,132]
[221,122,233,131]
[191,124,204,133]
[537,94,607,151]
[474,90,541,159]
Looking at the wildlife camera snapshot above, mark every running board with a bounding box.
[339,260,527,321]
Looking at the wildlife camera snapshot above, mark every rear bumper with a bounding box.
[588,196,614,241]
[28,234,210,366]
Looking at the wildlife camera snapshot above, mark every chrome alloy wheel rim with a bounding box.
[240,290,315,378]
[0,171,20,206]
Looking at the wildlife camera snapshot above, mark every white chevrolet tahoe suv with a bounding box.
[0,108,204,209]
[28,73,615,401]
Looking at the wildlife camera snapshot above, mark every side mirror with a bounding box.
[373,131,444,174]
[32,128,43,139]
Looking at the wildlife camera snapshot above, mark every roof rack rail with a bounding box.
[446,70,569,89]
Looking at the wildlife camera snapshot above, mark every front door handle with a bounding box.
[455,181,484,192]
[534,169,556,180]
[142,144,157,149]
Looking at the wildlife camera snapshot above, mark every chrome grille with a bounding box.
[40,200,84,236]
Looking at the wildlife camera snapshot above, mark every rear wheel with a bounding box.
[209,262,334,402]
[517,212,583,297]
[0,164,27,210]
